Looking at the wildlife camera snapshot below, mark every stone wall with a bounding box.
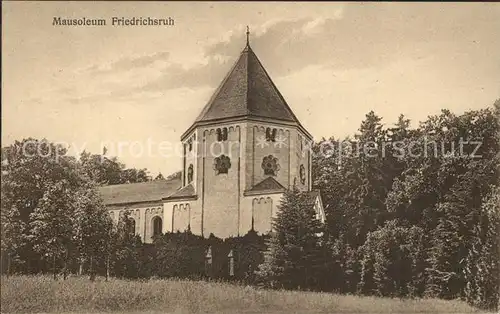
[199,124,242,238]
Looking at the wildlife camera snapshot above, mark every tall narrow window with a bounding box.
[300,164,306,185]
[222,127,228,141]
[216,128,229,141]
[266,127,277,142]
[188,139,193,151]
[183,144,187,186]
[187,164,193,183]
[216,128,222,142]
[152,216,162,237]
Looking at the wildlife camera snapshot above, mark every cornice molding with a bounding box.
[181,115,313,141]
[243,189,285,197]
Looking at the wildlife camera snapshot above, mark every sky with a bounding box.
[3,2,499,177]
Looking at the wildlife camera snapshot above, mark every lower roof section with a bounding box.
[99,178,181,206]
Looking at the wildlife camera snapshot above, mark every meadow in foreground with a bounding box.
[0,275,488,314]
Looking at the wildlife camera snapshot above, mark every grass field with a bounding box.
[0,275,488,313]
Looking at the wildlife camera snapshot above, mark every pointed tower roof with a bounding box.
[184,28,307,139]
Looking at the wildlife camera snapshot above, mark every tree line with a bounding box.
[257,101,499,310]
[0,142,163,278]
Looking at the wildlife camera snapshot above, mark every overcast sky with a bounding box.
[3,2,499,177]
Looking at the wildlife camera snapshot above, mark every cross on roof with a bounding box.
[246,25,250,46]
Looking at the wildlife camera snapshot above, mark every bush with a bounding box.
[359,221,426,297]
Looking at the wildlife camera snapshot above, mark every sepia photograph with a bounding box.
[1,2,499,313]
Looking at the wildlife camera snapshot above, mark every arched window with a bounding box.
[298,134,303,151]
[214,155,231,174]
[300,164,306,185]
[187,164,194,183]
[262,155,279,176]
[128,218,136,235]
[216,128,222,142]
[216,128,228,142]
[152,216,162,236]
[266,127,277,142]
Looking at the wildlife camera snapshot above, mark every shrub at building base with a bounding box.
[105,230,268,282]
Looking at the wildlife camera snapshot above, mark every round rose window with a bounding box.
[262,155,279,176]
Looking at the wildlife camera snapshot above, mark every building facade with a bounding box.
[99,37,325,242]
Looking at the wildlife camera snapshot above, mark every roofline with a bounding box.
[98,180,180,190]
[243,189,285,197]
[191,47,249,126]
[181,45,313,142]
[161,183,197,200]
[163,195,199,201]
[104,193,198,206]
[310,190,326,223]
[250,46,304,130]
[314,190,324,210]
[181,115,313,141]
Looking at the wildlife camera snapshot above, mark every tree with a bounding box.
[1,139,116,279]
[80,151,123,185]
[166,171,182,181]
[256,188,324,290]
[314,103,499,300]
[73,183,113,281]
[235,230,267,283]
[111,211,143,279]
[422,109,498,298]
[323,234,354,293]
[79,151,150,185]
[1,139,82,274]
[0,201,25,275]
[29,181,76,280]
[153,231,207,279]
[359,221,426,297]
[120,168,150,184]
[350,111,393,245]
[463,180,499,310]
[154,172,165,180]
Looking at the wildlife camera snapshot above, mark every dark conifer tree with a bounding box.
[256,187,324,290]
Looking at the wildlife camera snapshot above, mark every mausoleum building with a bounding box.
[99,33,325,242]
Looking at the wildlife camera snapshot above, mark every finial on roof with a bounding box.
[246,25,250,46]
